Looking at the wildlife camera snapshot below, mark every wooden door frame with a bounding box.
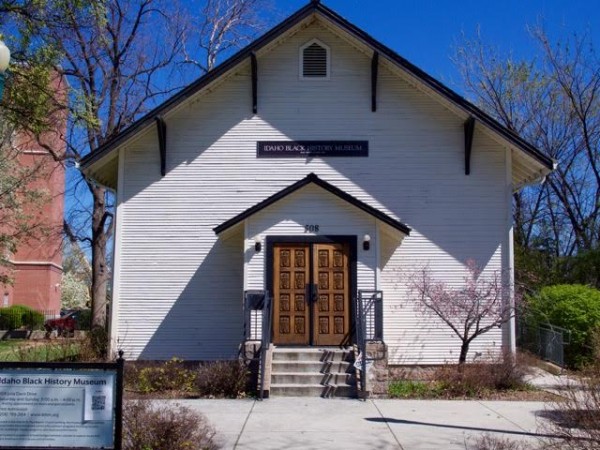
[266,235,357,346]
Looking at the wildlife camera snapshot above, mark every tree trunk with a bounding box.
[91,184,108,329]
[458,341,470,365]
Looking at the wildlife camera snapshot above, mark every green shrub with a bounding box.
[527,284,600,367]
[196,360,249,398]
[0,305,45,330]
[134,358,197,394]
[68,328,110,362]
[388,380,438,398]
[123,401,218,450]
[563,248,600,289]
[434,355,530,398]
[85,326,108,359]
[388,355,529,399]
[125,358,250,398]
[75,309,92,330]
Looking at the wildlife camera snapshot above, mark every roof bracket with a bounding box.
[251,52,258,114]
[155,116,167,177]
[464,116,475,175]
[371,51,379,112]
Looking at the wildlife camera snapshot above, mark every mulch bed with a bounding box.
[124,389,250,400]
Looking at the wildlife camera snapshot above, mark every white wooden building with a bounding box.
[81,0,553,371]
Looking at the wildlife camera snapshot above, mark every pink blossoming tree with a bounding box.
[410,260,517,364]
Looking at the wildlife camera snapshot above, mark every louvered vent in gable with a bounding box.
[300,39,330,79]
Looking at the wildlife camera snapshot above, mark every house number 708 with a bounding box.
[305,224,320,233]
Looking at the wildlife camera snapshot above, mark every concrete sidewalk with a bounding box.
[167,398,555,449]
[525,366,582,396]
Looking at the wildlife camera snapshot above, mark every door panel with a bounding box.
[273,244,310,345]
[272,241,350,346]
[313,243,350,346]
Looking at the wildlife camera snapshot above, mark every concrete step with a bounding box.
[272,348,354,363]
[271,372,355,385]
[271,360,353,374]
[268,347,357,398]
[270,383,357,398]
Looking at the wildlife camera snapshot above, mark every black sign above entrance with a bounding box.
[257,141,369,158]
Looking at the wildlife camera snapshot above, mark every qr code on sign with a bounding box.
[91,395,106,411]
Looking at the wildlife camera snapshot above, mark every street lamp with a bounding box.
[0,39,11,101]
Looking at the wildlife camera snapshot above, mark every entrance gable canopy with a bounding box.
[213,173,411,236]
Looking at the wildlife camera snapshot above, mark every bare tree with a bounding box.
[4,0,271,331]
[409,260,516,364]
[183,0,267,72]
[4,0,187,328]
[60,0,186,329]
[454,30,600,261]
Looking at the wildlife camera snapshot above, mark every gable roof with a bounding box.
[80,0,554,173]
[213,172,411,236]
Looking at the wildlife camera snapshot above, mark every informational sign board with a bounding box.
[257,141,369,158]
[0,359,123,450]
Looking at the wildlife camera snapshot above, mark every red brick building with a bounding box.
[2,74,66,314]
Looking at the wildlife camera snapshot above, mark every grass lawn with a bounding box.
[387,378,557,401]
[0,339,80,362]
[0,339,29,360]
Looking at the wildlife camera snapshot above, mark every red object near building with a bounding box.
[2,73,66,314]
[44,310,78,334]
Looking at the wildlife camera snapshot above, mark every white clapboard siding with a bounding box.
[114,22,510,363]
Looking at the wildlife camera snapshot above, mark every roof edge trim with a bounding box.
[213,173,411,236]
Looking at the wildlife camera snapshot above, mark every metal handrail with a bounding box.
[241,290,272,400]
[259,292,272,400]
[355,290,384,395]
[356,293,365,393]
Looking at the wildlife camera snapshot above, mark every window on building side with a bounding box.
[300,39,330,79]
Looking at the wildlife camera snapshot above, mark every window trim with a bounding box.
[299,38,331,80]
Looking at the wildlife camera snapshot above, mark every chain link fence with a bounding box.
[517,318,571,367]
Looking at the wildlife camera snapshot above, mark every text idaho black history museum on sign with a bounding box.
[257,141,369,157]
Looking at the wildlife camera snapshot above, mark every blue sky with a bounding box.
[62,0,599,254]
[274,0,600,95]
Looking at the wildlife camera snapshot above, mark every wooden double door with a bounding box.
[272,241,351,346]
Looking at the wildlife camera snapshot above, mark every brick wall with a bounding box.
[4,72,66,312]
